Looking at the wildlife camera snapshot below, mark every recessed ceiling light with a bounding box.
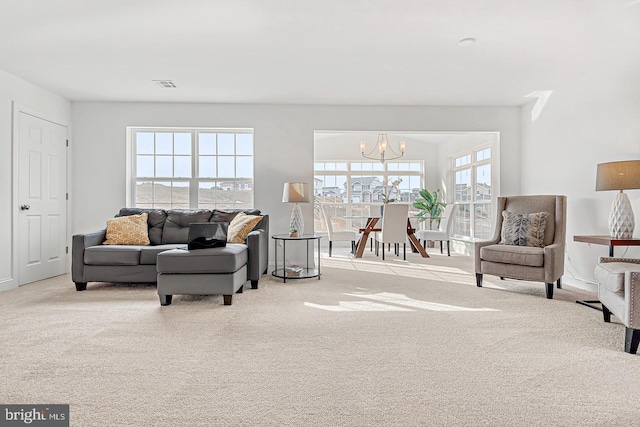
[152,80,176,88]
[458,38,476,47]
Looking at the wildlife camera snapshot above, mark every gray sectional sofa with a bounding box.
[72,208,269,295]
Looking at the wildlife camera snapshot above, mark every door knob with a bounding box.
[20,204,30,210]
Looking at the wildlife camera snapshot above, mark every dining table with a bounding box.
[346,215,429,258]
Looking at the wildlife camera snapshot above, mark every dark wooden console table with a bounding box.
[573,235,640,310]
[573,235,640,257]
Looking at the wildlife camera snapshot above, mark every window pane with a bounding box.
[335,163,347,170]
[351,163,361,171]
[387,163,398,171]
[474,204,492,239]
[172,182,189,207]
[314,162,324,171]
[476,164,491,201]
[135,181,153,206]
[236,157,253,178]
[199,133,216,155]
[218,134,234,155]
[236,134,253,155]
[455,169,471,201]
[174,156,191,178]
[156,156,172,177]
[476,147,491,161]
[455,154,471,167]
[174,133,191,155]
[153,181,172,207]
[198,182,218,207]
[136,155,154,177]
[156,133,173,154]
[325,163,336,171]
[453,204,471,237]
[409,162,421,171]
[372,163,384,171]
[218,156,234,177]
[136,133,154,154]
[199,156,216,178]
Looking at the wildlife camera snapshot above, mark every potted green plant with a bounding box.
[413,188,447,230]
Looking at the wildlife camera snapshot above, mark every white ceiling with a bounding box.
[1,0,638,106]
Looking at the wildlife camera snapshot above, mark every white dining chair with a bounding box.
[320,204,357,257]
[415,204,455,256]
[375,203,409,260]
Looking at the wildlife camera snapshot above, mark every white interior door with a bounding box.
[18,112,67,285]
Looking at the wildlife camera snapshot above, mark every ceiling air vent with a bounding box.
[152,80,176,88]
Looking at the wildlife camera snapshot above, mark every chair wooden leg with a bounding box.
[422,240,426,250]
[352,241,355,253]
[545,283,554,299]
[403,244,406,260]
[329,241,332,257]
[476,273,483,287]
[602,304,611,323]
[446,240,450,256]
[625,327,640,354]
[223,295,232,305]
[556,278,562,289]
[382,245,385,260]
[440,241,443,254]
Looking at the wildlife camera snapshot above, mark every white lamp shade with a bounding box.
[282,182,310,203]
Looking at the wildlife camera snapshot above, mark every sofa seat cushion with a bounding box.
[139,244,187,265]
[480,244,544,267]
[594,262,640,295]
[156,244,248,274]
[84,245,142,266]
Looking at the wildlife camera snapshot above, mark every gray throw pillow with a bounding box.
[499,210,549,247]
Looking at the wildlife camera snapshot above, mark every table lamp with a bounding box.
[282,182,310,236]
[596,160,640,239]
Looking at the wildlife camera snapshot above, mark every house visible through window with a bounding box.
[314,161,423,232]
[452,146,492,239]
[128,127,253,209]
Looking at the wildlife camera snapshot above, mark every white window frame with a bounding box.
[314,160,424,232]
[126,127,254,209]
[451,144,494,240]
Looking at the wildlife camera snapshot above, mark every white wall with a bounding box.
[0,69,71,290]
[520,70,640,292]
[71,103,521,247]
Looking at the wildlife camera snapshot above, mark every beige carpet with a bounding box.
[1,249,640,426]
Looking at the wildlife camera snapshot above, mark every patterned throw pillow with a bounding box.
[499,210,549,247]
[227,212,263,244]
[104,213,150,245]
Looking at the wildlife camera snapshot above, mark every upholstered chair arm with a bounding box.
[599,257,640,265]
[625,270,640,330]
[543,243,564,283]
[72,230,106,283]
[474,238,500,273]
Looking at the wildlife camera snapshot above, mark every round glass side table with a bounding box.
[271,234,322,283]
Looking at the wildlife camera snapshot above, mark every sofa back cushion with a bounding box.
[118,208,168,245]
[162,209,213,244]
[210,209,261,224]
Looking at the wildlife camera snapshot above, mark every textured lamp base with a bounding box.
[290,203,305,236]
[609,192,635,239]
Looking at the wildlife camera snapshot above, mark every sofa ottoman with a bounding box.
[156,245,248,306]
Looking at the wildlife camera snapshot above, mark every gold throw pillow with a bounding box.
[227,212,263,244]
[104,213,150,245]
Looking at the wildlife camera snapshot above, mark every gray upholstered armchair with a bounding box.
[475,195,567,299]
[595,257,640,354]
